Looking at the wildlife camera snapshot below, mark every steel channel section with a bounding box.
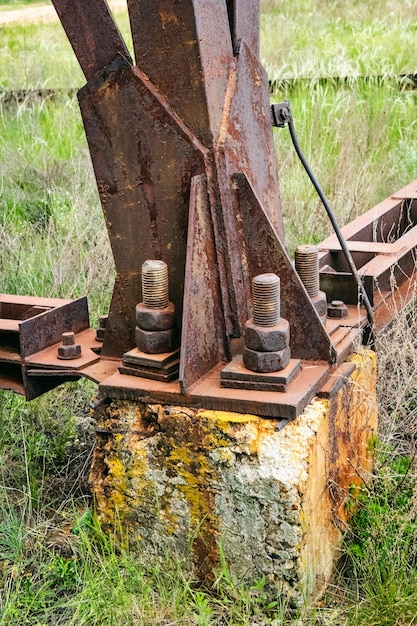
[0,295,89,399]
[318,187,417,333]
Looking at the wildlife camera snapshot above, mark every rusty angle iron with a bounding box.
[1,0,416,415]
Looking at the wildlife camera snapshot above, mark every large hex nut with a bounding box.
[311,291,327,318]
[136,302,176,331]
[245,318,290,352]
[135,326,178,354]
[243,346,291,373]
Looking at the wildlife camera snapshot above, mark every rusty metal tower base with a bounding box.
[9,0,417,599]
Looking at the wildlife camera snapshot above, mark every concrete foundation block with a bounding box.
[90,349,377,604]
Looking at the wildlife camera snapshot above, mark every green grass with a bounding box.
[0,1,41,6]
[261,0,417,81]
[0,8,131,90]
[1,1,417,624]
[0,94,114,320]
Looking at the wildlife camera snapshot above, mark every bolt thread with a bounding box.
[294,244,319,298]
[142,260,169,309]
[62,332,75,345]
[98,315,108,329]
[252,273,280,326]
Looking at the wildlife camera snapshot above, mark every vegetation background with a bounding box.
[0,0,417,624]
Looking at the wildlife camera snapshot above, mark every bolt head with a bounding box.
[245,318,289,352]
[57,343,82,360]
[243,346,291,373]
[327,300,349,318]
[135,326,179,354]
[136,301,176,331]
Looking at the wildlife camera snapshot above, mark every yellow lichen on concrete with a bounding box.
[89,349,377,602]
[198,410,259,423]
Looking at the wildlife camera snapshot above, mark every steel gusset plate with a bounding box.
[231,174,336,362]
[180,174,230,392]
[78,55,205,357]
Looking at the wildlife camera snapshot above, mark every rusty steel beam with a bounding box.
[226,0,260,57]
[318,181,417,334]
[50,0,132,80]
[127,0,233,145]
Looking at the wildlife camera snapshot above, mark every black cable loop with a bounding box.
[272,100,374,328]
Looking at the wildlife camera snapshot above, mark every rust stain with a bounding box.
[327,350,377,524]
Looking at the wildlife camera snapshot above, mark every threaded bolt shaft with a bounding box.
[62,332,75,346]
[98,315,108,329]
[252,273,280,326]
[142,260,169,309]
[294,244,319,298]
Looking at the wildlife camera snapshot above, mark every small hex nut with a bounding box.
[311,291,327,318]
[327,300,348,319]
[57,344,82,360]
[243,346,291,373]
[136,302,176,331]
[245,318,290,352]
[96,328,105,342]
[96,315,108,341]
[135,326,178,354]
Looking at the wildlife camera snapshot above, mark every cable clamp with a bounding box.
[271,100,292,127]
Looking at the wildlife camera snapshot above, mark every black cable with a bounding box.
[271,101,374,327]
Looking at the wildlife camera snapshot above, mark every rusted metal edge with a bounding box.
[97,360,331,420]
[231,173,336,363]
[179,174,230,392]
[51,0,132,80]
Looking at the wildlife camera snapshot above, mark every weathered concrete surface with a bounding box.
[90,349,377,602]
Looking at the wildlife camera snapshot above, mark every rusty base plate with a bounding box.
[99,359,331,420]
[220,356,301,392]
[122,347,180,369]
[118,363,180,382]
[120,347,180,382]
[25,329,100,371]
